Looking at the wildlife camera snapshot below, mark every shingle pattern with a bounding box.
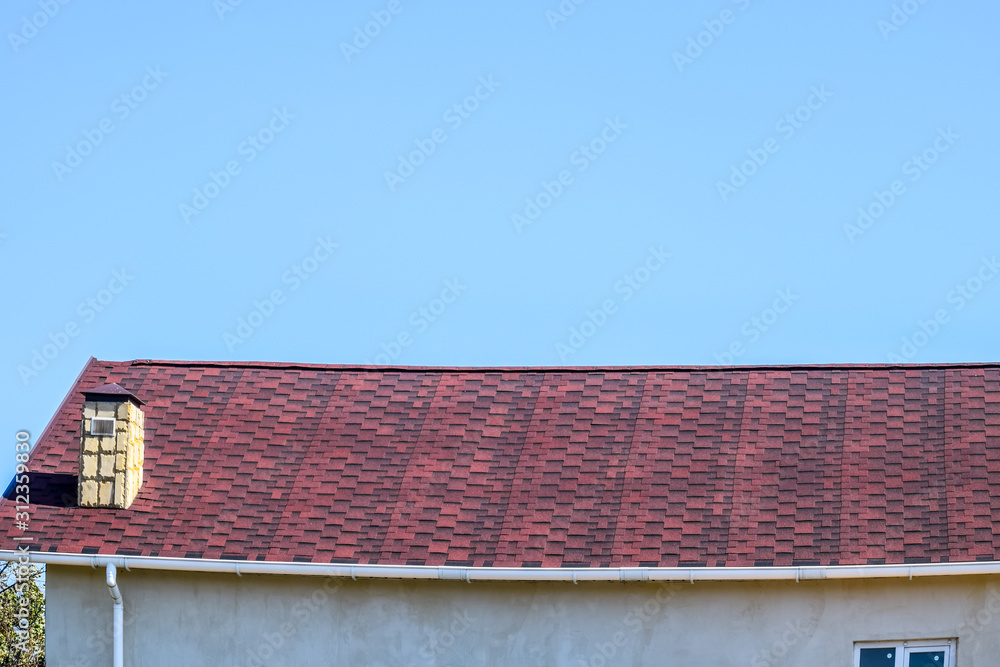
[3,359,999,567]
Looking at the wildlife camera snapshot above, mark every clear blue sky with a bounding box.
[3,1,998,482]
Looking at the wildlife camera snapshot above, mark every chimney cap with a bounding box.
[82,383,145,406]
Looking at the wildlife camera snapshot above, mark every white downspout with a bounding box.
[106,563,123,667]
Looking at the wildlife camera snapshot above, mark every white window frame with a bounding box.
[853,639,956,667]
[90,417,116,436]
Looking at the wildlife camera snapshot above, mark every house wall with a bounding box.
[46,565,1000,667]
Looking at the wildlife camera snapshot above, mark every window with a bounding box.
[90,417,116,436]
[855,640,955,667]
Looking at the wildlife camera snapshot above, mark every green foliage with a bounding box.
[0,562,44,667]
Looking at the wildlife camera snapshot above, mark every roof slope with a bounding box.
[3,359,1000,568]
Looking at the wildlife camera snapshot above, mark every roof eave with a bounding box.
[4,551,1000,583]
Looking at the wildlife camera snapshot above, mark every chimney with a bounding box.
[79,384,145,509]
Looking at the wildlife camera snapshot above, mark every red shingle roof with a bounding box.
[3,358,1000,567]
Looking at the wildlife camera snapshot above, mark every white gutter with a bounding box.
[4,551,1000,583]
[106,563,123,667]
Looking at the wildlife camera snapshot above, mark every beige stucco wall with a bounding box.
[45,565,1000,666]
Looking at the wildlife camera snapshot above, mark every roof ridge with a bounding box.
[125,359,1000,373]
